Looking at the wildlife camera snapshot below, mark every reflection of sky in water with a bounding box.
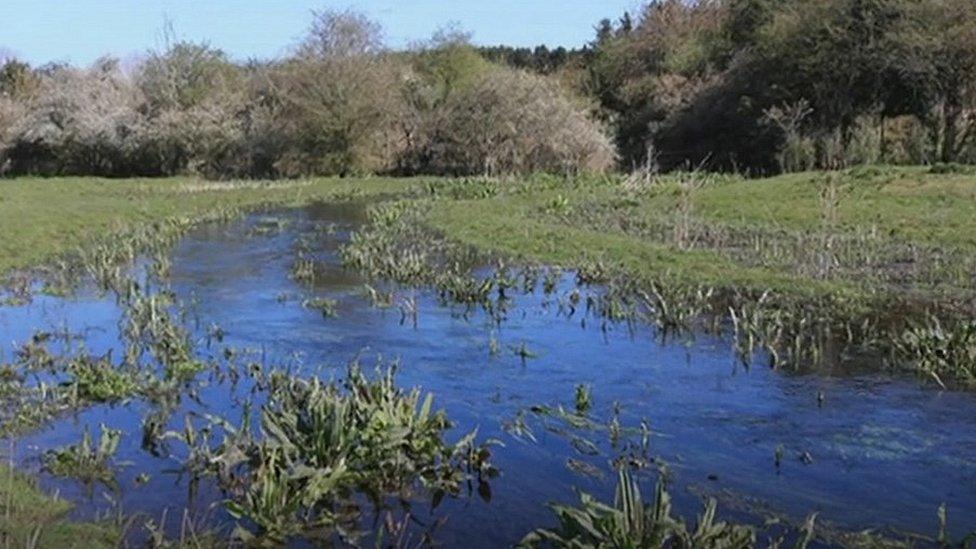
[2,202,975,545]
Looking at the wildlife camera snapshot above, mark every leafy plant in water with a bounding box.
[303,297,339,318]
[67,355,139,402]
[14,333,56,372]
[164,359,208,383]
[895,316,976,389]
[43,423,123,490]
[120,289,193,370]
[291,252,317,285]
[184,363,498,542]
[574,384,592,416]
[520,469,755,548]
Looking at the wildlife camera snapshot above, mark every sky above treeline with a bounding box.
[0,0,638,66]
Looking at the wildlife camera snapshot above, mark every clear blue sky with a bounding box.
[0,1,639,66]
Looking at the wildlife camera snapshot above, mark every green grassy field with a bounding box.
[422,167,976,301]
[0,176,422,276]
[3,166,974,297]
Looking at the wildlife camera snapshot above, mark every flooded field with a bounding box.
[2,201,975,546]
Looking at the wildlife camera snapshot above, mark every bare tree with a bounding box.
[4,57,142,175]
[762,99,815,173]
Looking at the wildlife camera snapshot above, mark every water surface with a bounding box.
[2,202,975,545]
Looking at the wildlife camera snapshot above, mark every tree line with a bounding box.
[567,0,976,173]
[2,0,975,179]
[0,12,614,179]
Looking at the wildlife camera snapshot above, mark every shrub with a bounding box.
[407,65,616,176]
[4,58,143,175]
[0,11,617,178]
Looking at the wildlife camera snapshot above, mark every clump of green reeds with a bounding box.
[895,316,976,389]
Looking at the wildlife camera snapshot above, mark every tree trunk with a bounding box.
[941,91,961,163]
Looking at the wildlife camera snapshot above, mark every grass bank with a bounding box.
[0,176,422,276]
[3,167,973,301]
[0,464,117,547]
[422,166,976,301]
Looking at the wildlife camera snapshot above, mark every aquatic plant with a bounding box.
[895,316,976,389]
[488,333,502,357]
[303,297,339,318]
[291,252,317,285]
[574,384,592,416]
[120,289,193,370]
[43,424,122,490]
[67,355,139,402]
[520,470,755,548]
[179,363,498,542]
[14,332,56,372]
[249,216,290,236]
[362,284,395,308]
[513,342,538,362]
[164,359,208,383]
[636,283,712,335]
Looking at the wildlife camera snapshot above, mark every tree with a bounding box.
[136,38,247,176]
[583,0,731,168]
[754,0,924,139]
[272,9,403,176]
[0,58,39,100]
[4,58,143,175]
[913,0,976,162]
[0,58,37,172]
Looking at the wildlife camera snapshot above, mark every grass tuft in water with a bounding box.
[67,355,140,402]
[43,424,122,490]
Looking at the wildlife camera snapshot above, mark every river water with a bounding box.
[2,201,974,545]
